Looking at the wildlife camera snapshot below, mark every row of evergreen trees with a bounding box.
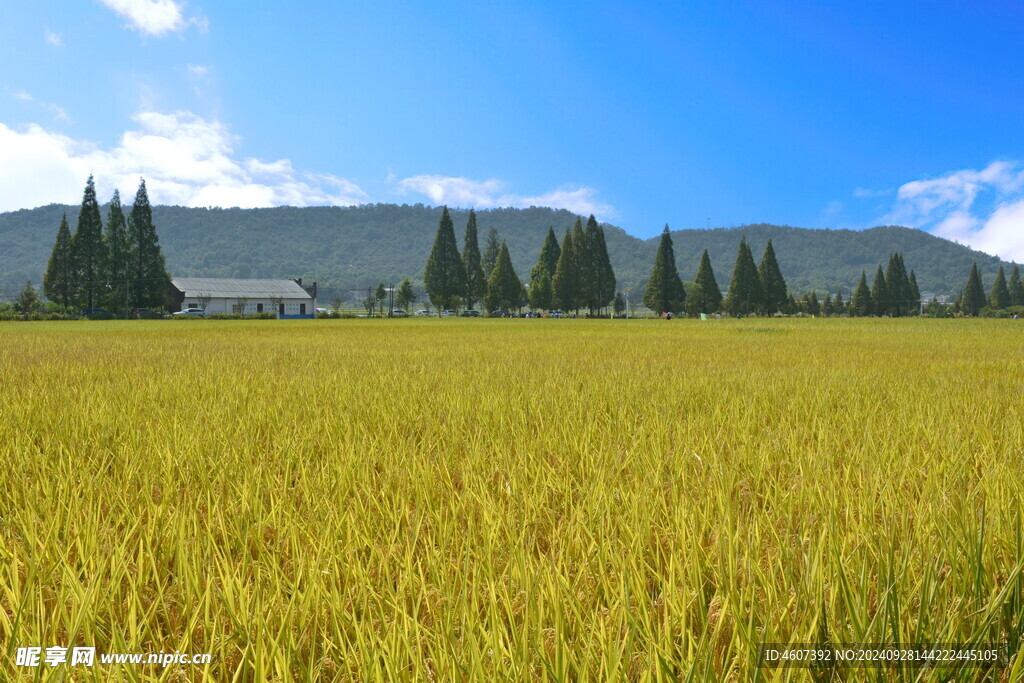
[641,227,790,315]
[424,208,617,313]
[955,262,1024,316]
[847,253,921,316]
[43,176,170,313]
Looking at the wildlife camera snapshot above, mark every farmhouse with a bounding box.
[169,278,317,318]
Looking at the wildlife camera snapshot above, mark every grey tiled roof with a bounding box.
[171,278,312,299]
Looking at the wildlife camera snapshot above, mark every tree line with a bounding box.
[641,226,934,317]
[951,261,1024,316]
[423,208,617,314]
[42,176,170,314]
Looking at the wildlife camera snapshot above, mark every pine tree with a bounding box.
[571,218,591,312]
[585,215,616,314]
[834,290,845,315]
[396,278,415,311]
[807,291,820,316]
[850,271,871,316]
[43,213,74,311]
[484,242,524,312]
[691,249,722,314]
[870,265,889,316]
[424,207,467,312]
[128,179,170,309]
[907,270,921,314]
[17,280,40,315]
[1009,265,1024,306]
[613,291,626,317]
[960,261,986,316]
[461,210,486,309]
[482,228,501,277]
[528,227,560,311]
[757,240,787,314]
[69,175,108,310]
[884,253,911,316]
[723,238,763,315]
[642,225,685,315]
[552,226,578,312]
[822,293,833,316]
[104,190,131,314]
[532,227,560,280]
[988,265,1011,310]
[528,270,552,311]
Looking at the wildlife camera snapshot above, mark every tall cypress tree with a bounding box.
[884,253,911,316]
[907,270,921,314]
[104,190,131,314]
[533,227,560,280]
[571,218,591,312]
[529,227,560,312]
[723,238,763,315]
[960,261,986,316]
[850,271,871,316]
[127,179,169,309]
[43,213,74,311]
[834,289,845,315]
[552,227,578,312]
[482,228,501,278]
[757,240,787,314]
[484,241,525,312]
[585,215,615,314]
[988,265,1011,310]
[870,265,889,316]
[1008,265,1024,306]
[642,225,685,315]
[690,249,722,314]
[69,175,108,310]
[424,206,467,312]
[461,209,486,309]
[528,270,552,311]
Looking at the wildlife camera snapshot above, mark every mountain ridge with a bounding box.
[0,203,1015,301]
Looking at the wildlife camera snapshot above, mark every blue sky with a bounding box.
[2,1,1023,259]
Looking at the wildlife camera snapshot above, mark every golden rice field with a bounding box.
[1,318,1023,681]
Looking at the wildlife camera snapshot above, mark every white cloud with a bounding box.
[396,174,614,218]
[0,110,368,211]
[879,161,1024,262]
[98,0,206,36]
[44,28,63,46]
[12,90,70,122]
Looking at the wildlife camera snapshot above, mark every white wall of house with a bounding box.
[181,297,312,315]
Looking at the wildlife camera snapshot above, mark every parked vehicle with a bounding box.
[391,309,409,317]
[173,308,206,317]
[130,308,162,319]
[441,309,458,316]
[460,309,482,317]
[490,310,509,318]
[414,309,436,316]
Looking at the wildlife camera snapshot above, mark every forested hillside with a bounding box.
[0,203,1014,301]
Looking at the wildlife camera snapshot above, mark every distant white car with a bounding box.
[414,309,435,316]
[173,308,206,317]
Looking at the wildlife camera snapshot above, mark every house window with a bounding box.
[300,303,306,315]
[187,303,197,308]
[257,303,264,313]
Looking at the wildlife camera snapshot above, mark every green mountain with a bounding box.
[0,203,1015,302]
